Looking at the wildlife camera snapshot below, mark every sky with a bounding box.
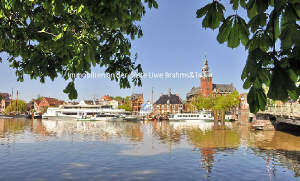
[0,0,248,102]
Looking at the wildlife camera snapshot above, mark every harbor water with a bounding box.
[0,118,299,181]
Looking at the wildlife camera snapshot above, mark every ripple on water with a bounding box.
[0,119,299,181]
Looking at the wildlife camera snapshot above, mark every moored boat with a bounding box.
[77,113,118,121]
[169,111,214,121]
[42,100,128,120]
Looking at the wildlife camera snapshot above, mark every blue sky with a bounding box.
[0,0,248,102]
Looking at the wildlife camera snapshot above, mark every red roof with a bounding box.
[41,97,64,106]
[100,96,112,101]
[34,100,41,105]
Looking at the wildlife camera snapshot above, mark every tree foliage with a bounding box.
[197,0,300,113]
[1,1,299,113]
[4,99,27,113]
[113,95,131,111]
[191,91,240,112]
[0,0,158,99]
[118,103,132,112]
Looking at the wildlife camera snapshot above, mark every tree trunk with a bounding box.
[213,110,219,129]
[220,109,225,129]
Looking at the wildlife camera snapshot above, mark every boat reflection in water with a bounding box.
[0,118,299,180]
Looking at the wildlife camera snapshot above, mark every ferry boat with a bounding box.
[168,111,214,121]
[77,113,118,121]
[42,100,127,120]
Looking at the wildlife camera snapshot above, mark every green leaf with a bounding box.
[63,81,78,100]
[247,0,258,18]
[288,69,298,82]
[77,4,84,14]
[247,87,259,113]
[268,67,291,101]
[248,13,267,33]
[217,17,233,43]
[153,1,158,9]
[238,16,249,45]
[196,4,210,18]
[257,89,267,111]
[197,1,225,29]
[256,0,268,13]
[228,17,240,48]
[53,33,63,41]
[240,0,247,8]
[288,89,300,101]
[243,78,252,89]
[294,3,300,18]
[230,0,239,10]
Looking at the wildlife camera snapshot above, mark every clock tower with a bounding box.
[200,57,213,97]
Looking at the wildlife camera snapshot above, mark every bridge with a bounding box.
[253,104,300,131]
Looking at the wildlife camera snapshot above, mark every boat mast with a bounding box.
[152,87,154,105]
[16,90,18,113]
[10,88,13,113]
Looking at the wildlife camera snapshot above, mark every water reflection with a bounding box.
[0,118,299,180]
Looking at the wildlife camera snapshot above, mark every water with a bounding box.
[0,119,299,181]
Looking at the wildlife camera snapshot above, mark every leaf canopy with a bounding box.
[0,0,157,99]
[197,0,300,113]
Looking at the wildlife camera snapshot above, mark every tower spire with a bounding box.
[201,56,210,77]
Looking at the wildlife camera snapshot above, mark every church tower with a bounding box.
[200,57,213,97]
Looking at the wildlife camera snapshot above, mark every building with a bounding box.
[0,93,10,113]
[153,89,184,115]
[139,101,153,116]
[99,95,112,103]
[98,96,119,109]
[186,57,236,112]
[131,93,144,114]
[35,97,64,112]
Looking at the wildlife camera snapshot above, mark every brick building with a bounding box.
[153,89,184,115]
[131,94,144,114]
[186,57,236,112]
[34,97,64,112]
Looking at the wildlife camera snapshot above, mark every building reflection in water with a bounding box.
[0,118,299,179]
[0,119,27,138]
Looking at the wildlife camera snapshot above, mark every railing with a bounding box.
[263,104,300,117]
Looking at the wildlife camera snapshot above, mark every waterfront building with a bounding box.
[139,101,153,116]
[34,97,64,113]
[131,93,144,114]
[99,96,119,109]
[186,57,236,112]
[99,95,112,103]
[153,89,184,115]
[0,93,10,113]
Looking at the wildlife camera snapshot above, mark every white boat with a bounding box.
[77,113,118,121]
[122,115,139,121]
[42,100,128,120]
[168,111,214,121]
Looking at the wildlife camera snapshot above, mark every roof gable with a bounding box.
[212,84,236,92]
[154,94,183,105]
[131,93,143,101]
